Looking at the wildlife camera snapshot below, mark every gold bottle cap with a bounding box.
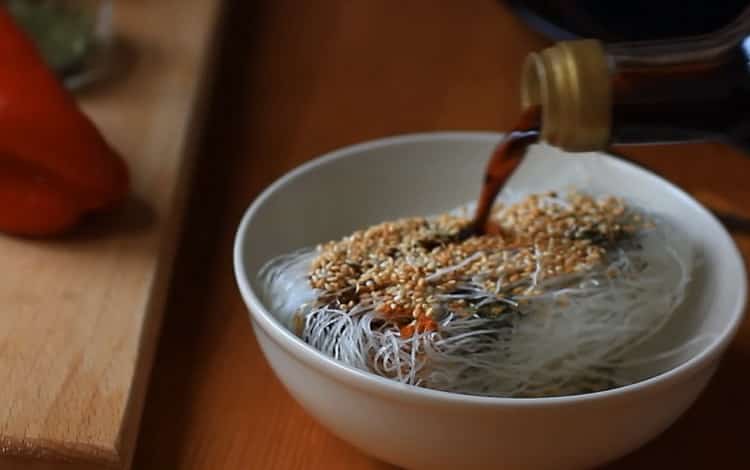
[521,39,611,152]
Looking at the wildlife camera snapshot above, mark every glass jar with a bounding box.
[6,0,114,88]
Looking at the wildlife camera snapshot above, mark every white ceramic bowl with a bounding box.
[234,132,747,470]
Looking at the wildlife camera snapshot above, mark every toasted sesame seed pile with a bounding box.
[309,192,643,336]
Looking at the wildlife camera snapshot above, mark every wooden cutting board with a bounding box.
[0,1,225,468]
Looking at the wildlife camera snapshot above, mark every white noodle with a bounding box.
[257,202,702,398]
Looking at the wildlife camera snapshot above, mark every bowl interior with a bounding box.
[237,132,747,390]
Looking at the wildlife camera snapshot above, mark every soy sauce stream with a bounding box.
[466,107,541,237]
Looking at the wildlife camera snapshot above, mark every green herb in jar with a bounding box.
[6,0,95,75]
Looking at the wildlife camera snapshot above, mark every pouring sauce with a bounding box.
[468,106,541,236]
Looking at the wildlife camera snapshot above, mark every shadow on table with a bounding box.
[604,341,750,469]
[131,0,266,467]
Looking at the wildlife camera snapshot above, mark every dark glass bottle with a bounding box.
[507,0,748,42]
[520,7,750,153]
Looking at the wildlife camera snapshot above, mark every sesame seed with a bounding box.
[307,191,638,315]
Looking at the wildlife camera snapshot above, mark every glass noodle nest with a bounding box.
[259,190,697,398]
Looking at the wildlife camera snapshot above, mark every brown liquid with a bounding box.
[609,47,750,150]
[469,107,541,236]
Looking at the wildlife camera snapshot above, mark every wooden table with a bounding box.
[132,1,750,468]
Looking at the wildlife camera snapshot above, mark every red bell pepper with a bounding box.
[0,7,129,236]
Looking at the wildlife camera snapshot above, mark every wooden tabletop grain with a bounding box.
[132,1,750,469]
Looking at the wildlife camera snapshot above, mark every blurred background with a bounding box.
[508,0,748,40]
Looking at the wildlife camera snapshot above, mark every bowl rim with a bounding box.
[233,131,748,406]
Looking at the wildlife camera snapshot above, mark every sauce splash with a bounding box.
[469,107,541,236]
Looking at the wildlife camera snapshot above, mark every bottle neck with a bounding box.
[521,39,611,151]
